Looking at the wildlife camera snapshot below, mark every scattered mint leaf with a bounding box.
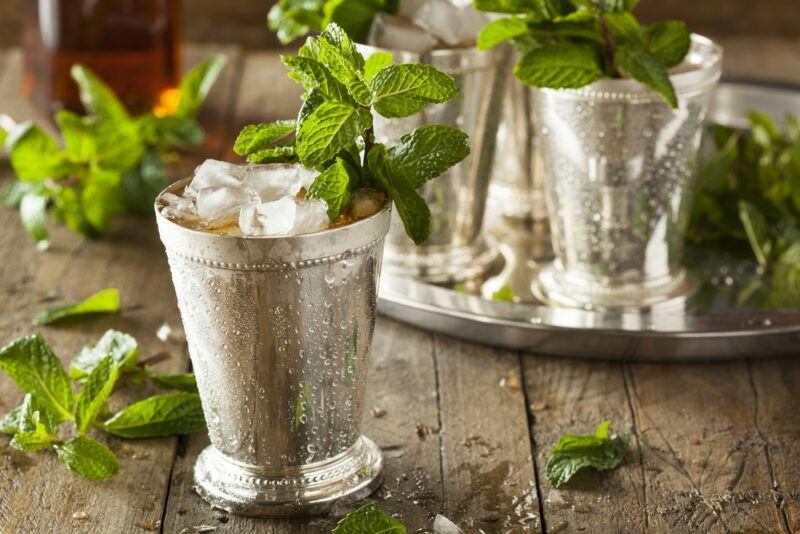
[74,355,123,434]
[148,372,198,393]
[70,65,130,122]
[492,285,516,302]
[308,156,357,220]
[70,329,138,380]
[333,502,406,534]
[546,420,630,488]
[515,42,603,89]
[8,394,59,452]
[0,333,74,422]
[34,288,120,326]
[175,55,228,118]
[643,21,691,68]
[387,125,470,189]
[478,17,530,50]
[104,392,206,438]
[363,51,394,83]
[296,100,361,169]
[615,44,677,108]
[54,436,120,480]
[369,65,459,119]
[19,193,50,247]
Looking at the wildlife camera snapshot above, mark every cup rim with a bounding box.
[154,175,392,244]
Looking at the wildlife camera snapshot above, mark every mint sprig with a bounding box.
[268,0,399,44]
[334,502,406,533]
[0,56,227,247]
[0,328,204,480]
[475,0,691,107]
[545,420,629,488]
[234,24,469,244]
[33,288,120,326]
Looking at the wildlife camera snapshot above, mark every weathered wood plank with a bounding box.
[436,339,540,533]
[749,358,800,532]
[627,363,788,533]
[522,356,647,533]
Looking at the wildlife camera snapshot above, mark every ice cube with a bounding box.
[399,0,489,47]
[160,192,198,224]
[243,163,318,201]
[292,199,330,235]
[185,159,246,199]
[367,13,439,54]
[350,188,386,219]
[196,185,260,228]
[238,197,297,237]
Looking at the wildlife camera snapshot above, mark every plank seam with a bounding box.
[158,437,181,534]
[622,364,650,530]
[517,353,546,534]
[430,333,448,515]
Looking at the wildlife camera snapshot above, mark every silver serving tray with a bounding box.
[378,82,800,361]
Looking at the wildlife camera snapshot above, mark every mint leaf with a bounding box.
[56,110,97,163]
[81,165,125,232]
[492,284,516,302]
[149,372,198,393]
[386,125,470,188]
[322,0,391,43]
[370,65,459,119]
[296,100,361,169]
[515,42,603,89]
[546,420,629,488]
[478,17,530,50]
[308,157,357,220]
[104,392,206,438]
[19,193,49,247]
[92,119,145,172]
[602,11,642,43]
[54,436,120,480]
[615,44,677,108]
[52,187,94,236]
[363,51,394,83]
[333,502,406,534]
[234,120,296,157]
[249,146,299,164]
[122,150,168,213]
[138,115,205,149]
[70,329,138,380]
[317,23,366,75]
[643,21,691,68]
[268,0,326,44]
[7,123,72,182]
[175,55,228,118]
[738,201,772,267]
[71,65,130,122]
[283,55,355,104]
[75,355,123,434]
[368,145,431,244]
[10,395,59,452]
[473,0,547,14]
[0,334,73,422]
[35,288,120,326]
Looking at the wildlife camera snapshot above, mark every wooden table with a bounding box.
[1,43,799,534]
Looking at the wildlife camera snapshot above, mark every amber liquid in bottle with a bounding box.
[22,0,181,117]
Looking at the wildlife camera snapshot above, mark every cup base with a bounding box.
[193,436,383,518]
[532,262,694,312]
[383,237,501,284]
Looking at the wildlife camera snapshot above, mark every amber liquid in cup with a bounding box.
[22,0,181,117]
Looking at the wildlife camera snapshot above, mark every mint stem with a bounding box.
[597,15,617,78]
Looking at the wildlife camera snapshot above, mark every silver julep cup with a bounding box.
[155,177,391,517]
[359,44,508,283]
[532,35,722,310]
[488,51,548,221]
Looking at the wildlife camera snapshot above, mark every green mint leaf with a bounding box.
[643,21,691,68]
[34,288,120,326]
[368,144,431,244]
[54,436,120,480]
[386,125,470,188]
[308,157,357,220]
[234,120,297,157]
[546,420,630,488]
[52,187,95,237]
[473,0,549,15]
[296,100,361,170]
[528,21,604,43]
[478,17,530,50]
[283,55,355,104]
[92,118,145,172]
[71,65,130,122]
[738,201,772,266]
[148,372,198,393]
[104,392,205,438]
[596,0,640,13]
[322,0,390,43]
[138,115,205,149]
[8,394,59,451]
[492,284,517,302]
[75,355,123,434]
[298,88,325,129]
[0,404,23,435]
[7,122,73,182]
[333,502,406,534]
[748,111,782,147]
[318,22,366,75]
[602,11,642,44]
[81,165,125,233]
[363,51,394,83]
[121,150,168,213]
[615,44,677,108]
[175,55,228,118]
[249,146,299,164]
[514,42,603,89]
[0,334,74,422]
[56,110,98,163]
[19,193,50,247]
[70,329,138,380]
[370,64,459,119]
[0,126,6,146]
[268,0,325,44]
